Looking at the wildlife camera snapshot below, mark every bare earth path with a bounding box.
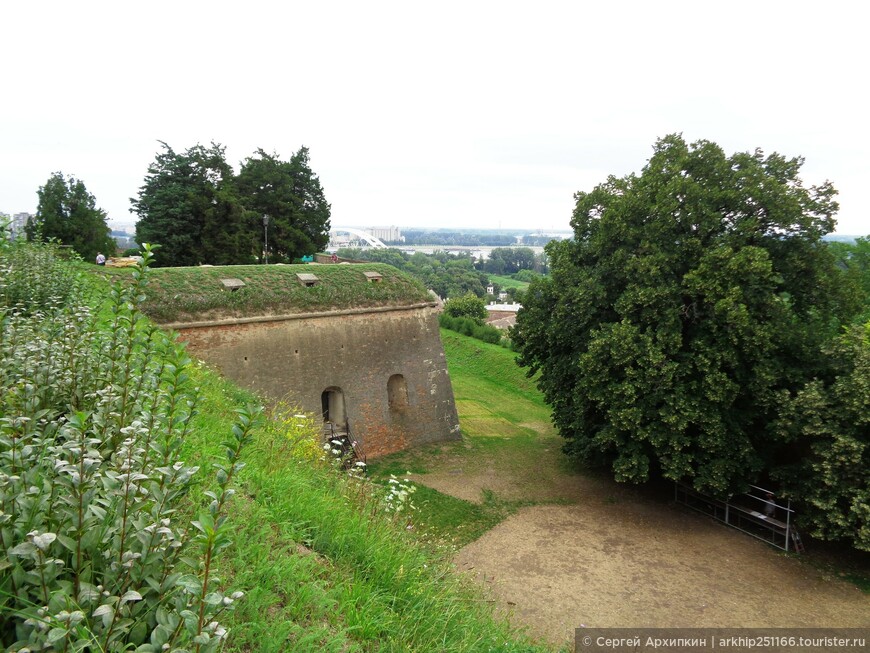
[410,437,870,649]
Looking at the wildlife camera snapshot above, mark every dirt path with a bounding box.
[411,440,870,648]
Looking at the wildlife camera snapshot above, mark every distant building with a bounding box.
[366,226,403,242]
[10,213,33,238]
[485,301,522,330]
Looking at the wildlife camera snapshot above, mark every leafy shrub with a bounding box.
[442,292,487,324]
[439,314,506,346]
[512,269,541,283]
[0,237,86,314]
[0,242,258,651]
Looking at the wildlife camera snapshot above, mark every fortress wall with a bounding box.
[173,306,460,458]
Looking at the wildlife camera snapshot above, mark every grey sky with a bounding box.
[2,0,868,235]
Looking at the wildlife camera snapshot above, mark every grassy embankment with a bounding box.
[487,275,530,291]
[99,262,433,323]
[367,330,575,547]
[180,366,557,652]
[18,260,554,652]
[142,305,554,649]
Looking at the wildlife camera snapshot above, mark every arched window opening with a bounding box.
[388,374,409,412]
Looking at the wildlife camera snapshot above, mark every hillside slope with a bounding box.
[0,244,553,653]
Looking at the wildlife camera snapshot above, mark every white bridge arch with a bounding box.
[329,227,388,249]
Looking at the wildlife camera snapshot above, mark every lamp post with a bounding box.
[263,215,269,265]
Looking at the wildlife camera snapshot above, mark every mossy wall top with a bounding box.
[129,263,432,323]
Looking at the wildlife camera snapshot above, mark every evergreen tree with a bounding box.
[132,142,254,267]
[237,147,331,262]
[28,172,114,261]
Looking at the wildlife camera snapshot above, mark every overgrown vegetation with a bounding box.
[98,262,432,323]
[439,292,510,346]
[443,292,488,324]
[1,237,551,652]
[0,242,255,651]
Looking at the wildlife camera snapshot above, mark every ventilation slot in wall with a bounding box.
[296,273,320,287]
[220,278,245,292]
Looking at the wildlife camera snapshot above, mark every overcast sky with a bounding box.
[2,1,868,235]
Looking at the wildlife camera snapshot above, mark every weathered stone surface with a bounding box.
[174,305,460,458]
[219,278,245,290]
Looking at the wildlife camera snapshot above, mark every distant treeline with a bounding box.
[337,248,488,299]
[337,246,546,299]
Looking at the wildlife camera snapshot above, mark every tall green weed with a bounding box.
[0,241,257,652]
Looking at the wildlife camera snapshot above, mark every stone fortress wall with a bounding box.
[168,304,461,458]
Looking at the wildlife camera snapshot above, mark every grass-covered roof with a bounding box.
[101,263,433,324]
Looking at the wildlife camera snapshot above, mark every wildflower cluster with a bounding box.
[322,438,367,479]
[0,240,257,652]
[383,475,417,515]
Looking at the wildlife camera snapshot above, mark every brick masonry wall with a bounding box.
[174,306,461,458]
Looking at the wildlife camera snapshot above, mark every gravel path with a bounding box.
[411,444,870,648]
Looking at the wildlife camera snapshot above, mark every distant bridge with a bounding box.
[329,227,388,249]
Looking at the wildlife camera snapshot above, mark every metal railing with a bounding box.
[322,421,367,471]
[675,482,799,552]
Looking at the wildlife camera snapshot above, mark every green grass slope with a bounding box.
[179,343,554,652]
[488,275,530,291]
[14,255,551,652]
[367,330,567,549]
[440,329,550,438]
[99,263,432,323]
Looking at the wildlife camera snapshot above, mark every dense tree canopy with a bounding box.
[772,323,870,550]
[237,147,331,263]
[132,142,253,267]
[514,135,862,504]
[132,143,330,267]
[27,172,114,261]
[483,247,539,275]
[828,236,870,319]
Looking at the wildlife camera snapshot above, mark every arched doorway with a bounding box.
[321,387,346,428]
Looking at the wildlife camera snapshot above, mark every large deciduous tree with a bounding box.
[28,172,114,261]
[513,135,861,500]
[237,147,331,263]
[132,142,255,267]
[772,322,870,550]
